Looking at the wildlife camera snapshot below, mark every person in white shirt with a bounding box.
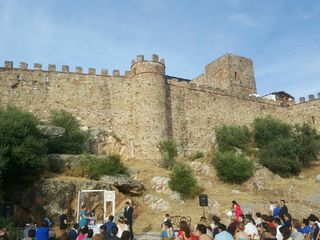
[273,217,283,240]
[244,218,259,239]
[255,212,262,226]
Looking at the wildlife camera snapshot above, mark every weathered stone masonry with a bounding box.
[0,54,319,159]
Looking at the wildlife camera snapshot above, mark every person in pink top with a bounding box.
[77,225,88,240]
[232,200,243,222]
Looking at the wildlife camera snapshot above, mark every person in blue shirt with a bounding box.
[272,201,280,217]
[68,223,79,240]
[302,219,312,235]
[307,214,319,240]
[214,223,233,240]
[35,220,49,240]
[104,215,116,237]
[79,205,90,228]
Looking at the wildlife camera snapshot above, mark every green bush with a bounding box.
[79,154,128,180]
[168,163,202,199]
[215,125,251,152]
[259,137,300,177]
[157,139,178,169]
[187,151,204,161]
[0,217,16,236]
[0,106,47,187]
[213,151,254,183]
[253,116,292,149]
[47,109,86,154]
[293,123,320,167]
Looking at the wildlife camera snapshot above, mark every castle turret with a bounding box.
[130,54,168,159]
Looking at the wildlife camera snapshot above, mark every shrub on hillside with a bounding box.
[79,154,128,180]
[293,123,320,167]
[187,151,204,161]
[253,116,292,149]
[169,163,202,199]
[47,109,86,154]
[215,125,251,152]
[213,151,254,183]
[0,106,47,187]
[157,139,178,169]
[259,137,301,177]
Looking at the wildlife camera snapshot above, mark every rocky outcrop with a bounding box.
[37,124,65,138]
[151,176,170,192]
[187,161,211,178]
[143,194,169,212]
[244,167,297,196]
[46,154,83,173]
[86,128,127,157]
[252,168,274,191]
[100,175,145,196]
[9,177,121,224]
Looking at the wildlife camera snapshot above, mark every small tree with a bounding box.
[259,137,300,177]
[169,163,202,199]
[0,106,47,187]
[47,109,86,154]
[215,125,251,152]
[213,151,254,183]
[293,123,320,167]
[157,139,178,169]
[79,154,128,180]
[253,116,292,149]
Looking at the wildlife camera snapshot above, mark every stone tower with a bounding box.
[130,54,168,159]
[204,53,256,95]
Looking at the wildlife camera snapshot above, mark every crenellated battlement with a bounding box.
[297,93,320,104]
[1,61,130,77]
[130,54,165,76]
[131,54,165,66]
[1,55,163,78]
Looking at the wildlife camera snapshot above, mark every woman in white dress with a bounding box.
[117,216,129,238]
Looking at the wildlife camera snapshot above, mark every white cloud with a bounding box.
[228,13,259,27]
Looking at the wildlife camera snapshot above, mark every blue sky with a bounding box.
[0,0,319,98]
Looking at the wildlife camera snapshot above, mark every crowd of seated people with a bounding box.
[161,200,320,240]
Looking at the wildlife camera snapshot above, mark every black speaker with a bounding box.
[199,194,208,207]
[2,202,14,217]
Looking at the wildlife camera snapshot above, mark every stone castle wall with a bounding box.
[0,54,319,159]
[0,62,135,158]
[168,80,283,154]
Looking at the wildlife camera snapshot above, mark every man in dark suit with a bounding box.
[279,199,288,221]
[124,201,134,240]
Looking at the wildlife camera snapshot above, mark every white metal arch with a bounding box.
[76,190,115,223]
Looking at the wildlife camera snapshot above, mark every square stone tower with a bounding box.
[204,53,256,96]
